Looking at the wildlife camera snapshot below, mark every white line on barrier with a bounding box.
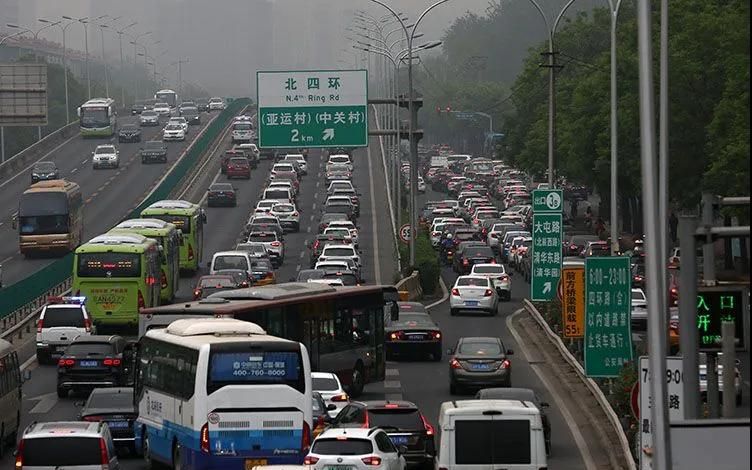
[81,158,88,165]
[1,255,13,264]
[425,277,449,310]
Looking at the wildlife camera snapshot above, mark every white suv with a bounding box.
[305,427,406,470]
[92,144,119,169]
[318,244,361,268]
[15,421,120,470]
[208,97,226,110]
[36,296,94,364]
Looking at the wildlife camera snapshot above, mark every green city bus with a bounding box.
[73,232,162,327]
[109,218,182,303]
[78,98,117,137]
[140,200,206,274]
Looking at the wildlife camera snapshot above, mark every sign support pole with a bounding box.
[678,214,700,419]
[721,320,736,417]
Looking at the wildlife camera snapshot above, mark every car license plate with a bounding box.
[471,363,491,371]
[390,435,409,445]
[79,360,98,367]
[325,466,354,470]
[465,300,479,306]
[106,420,129,429]
[245,459,268,470]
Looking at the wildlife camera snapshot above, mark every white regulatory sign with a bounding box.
[639,356,684,470]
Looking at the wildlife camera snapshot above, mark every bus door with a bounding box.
[170,231,181,292]
[148,251,161,306]
[302,317,320,371]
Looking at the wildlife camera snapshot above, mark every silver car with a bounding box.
[270,202,300,232]
[15,421,120,470]
[449,275,499,316]
[312,371,350,418]
[247,231,284,266]
[92,144,119,169]
[470,263,512,301]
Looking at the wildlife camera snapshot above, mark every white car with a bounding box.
[305,428,406,470]
[327,220,359,246]
[417,176,426,192]
[269,202,300,232]
[470,263,512,301]
[327,154,353,172]
[315,260,353,272]
[92,144,119,169]
[153,102,171,116]
[449,275,499,316]
[247,231,284,265]
[283,154,308,174]
[35,296,94,364]
[327,180,355,195]
[209,251,252,275]
[162,123,186,141]
[312,372,349,418]
[255,199,279,213]
[167,116,189,132]
[208,97,226,110]
[317,244,361,268]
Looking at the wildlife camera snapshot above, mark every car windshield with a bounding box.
[145,141,163,149]
[121,124,137,131]
[142,110,157,117]
[368,409,423,429]
[312,376,340,391]
[393,313,435,327]
[249,233,276,242]
[211,184,233,191]
[458,341,502,355]
[21,437,105,466]
[213,256,247,270]
[66,342,113,356]
[166,124,182,130]
[324,247,354,257]
[273,204,294,213]
[229,157,248,164]
[33,162,56,172]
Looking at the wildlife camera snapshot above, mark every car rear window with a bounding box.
[200,277,236,288]
[312,376,340,391]
[324,247,355,257]
[312,438,373,455]
[43,307,85,327]
[393,313,434,327]
[368,408,423,429]
[212,256,248,271]
[249,233,276,242]
[22,437,105,466]
[458,341,501,355]
[473,265,505,275]
[456,277,488,287]
[454,419,531,464]
[323,273,358,286]
[66,342,113,356]
[465,247,494,257]
[265,190,290,200]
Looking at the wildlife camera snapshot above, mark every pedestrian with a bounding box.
[585,205,593,228]
[669,212,678,244]
[570,199,578,219]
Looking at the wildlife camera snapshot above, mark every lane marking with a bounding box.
[312,202,316,210]
[81,158,88,164]
[366,143,381,284]
[506,310,598,470]
[0,131,78,190]
[299,252,305,259]
[385,368,400,377]
[383,380,401,389]
[306,226,311,233]
[385,393,404,401]
[296,264,301,271]
[70,167,78,173]
[1,255,14,264]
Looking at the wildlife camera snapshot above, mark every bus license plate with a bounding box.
[245,459,267,470]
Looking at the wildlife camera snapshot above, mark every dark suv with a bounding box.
[329,400,435,468]
[57,335,133,397]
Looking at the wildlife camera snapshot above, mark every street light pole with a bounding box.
[526,0,577,188]
[607,0,623,256]
[116,22,137,107]
[41,18,76,124]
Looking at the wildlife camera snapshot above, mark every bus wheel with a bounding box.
[0,424,5,458]
[172,442,182,470]
[143,432,162,469]
[348,365,364,398]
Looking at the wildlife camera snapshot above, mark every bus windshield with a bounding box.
[207,349,304,393]
[19,215,68,235]
[80,107,109,127]
[77,252,141,277]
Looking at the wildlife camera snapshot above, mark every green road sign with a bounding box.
[531,213,563,301]
[532,189,563,213]
[257,70,368,149]
[584,256,633,377]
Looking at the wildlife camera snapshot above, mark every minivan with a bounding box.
[263,188,293,203]
[209,251,252,276]
[436,399,547,470]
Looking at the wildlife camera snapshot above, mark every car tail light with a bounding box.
[160,270,168,289]
[304,456,319,465]
[99,438,109,469]
[450,358,462,369]
[500,274,509,281]
[83,415,104,422]
[331,393,349,402]
[463,259,469,265]
[302,421,311,451]
[484,289,494,297]
[37,318,43,333]
[669,319,679,332]
[490,233,498,238]
[137,290,146,310]
[271,241,281,247]
[421,413,435,436]
[194,289,201,299]
[293,212,299,216]
[389,331,404,341]
[490,259,497,264]
[500,359,511,369]
[451,288,460,296]
[15,439,24,469]
[103,358,122,366]
[84,317,92,333]
[431,331,441,340]
[200,422,210,453]
[362,456,382,466]
[265,272,274,279]
[58,358,75,367]
[188,244,195,261]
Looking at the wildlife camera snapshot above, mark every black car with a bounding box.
[78,387,137,451]
[207,183,237,207]
[130,100,147,114]
[118,124,142,143]
[330,400,436,468]
[181,106,201,125]
[30,161,60,183]
[385,310,442,361]
[453,245,496,274]
[476,387,552,455]
[140,140,168,163]
[57,335,132,397]
[196,99,210,112]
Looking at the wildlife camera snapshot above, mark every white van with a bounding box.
[209,250,252,275]
[436,399,547,470]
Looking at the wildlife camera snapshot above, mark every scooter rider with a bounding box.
[440,233,454,264]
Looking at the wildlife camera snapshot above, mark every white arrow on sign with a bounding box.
[322,128,335,141]
[542,282,552,294]
[28,392,58,414]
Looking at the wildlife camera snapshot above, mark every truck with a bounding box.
[140,140,168,164]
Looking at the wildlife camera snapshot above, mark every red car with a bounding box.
[221,150,245,173]
[226,156,251,179]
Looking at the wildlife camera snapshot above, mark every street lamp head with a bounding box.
[6,23,21,29]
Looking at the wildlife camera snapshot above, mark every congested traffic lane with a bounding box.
[378,183,588,468]
[0,112,217,287]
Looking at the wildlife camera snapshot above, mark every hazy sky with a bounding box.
[11,0,571,96]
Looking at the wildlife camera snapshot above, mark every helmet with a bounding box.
[446,233,453,239]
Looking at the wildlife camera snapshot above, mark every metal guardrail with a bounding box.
[0,100,249,339]
[0,122,78,177]
[523,299,636,469]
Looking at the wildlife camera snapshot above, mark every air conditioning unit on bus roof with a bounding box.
[149,200,194,209]
[90,233,147,245]
[165,318,266,337]
[118,219,167,229]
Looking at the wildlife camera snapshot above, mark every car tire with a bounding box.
[36,350,49,365]
[432,348,442,362]
[172,443,182,470]
[450,381,460,395]
[57,386,67,398]
[450,308,458,317]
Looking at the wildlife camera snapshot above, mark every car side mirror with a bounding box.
[398,445,408,455]
[540,401,550,408]
[74,400,85,407]
[326,404,337,411]
[506,349,514,355]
